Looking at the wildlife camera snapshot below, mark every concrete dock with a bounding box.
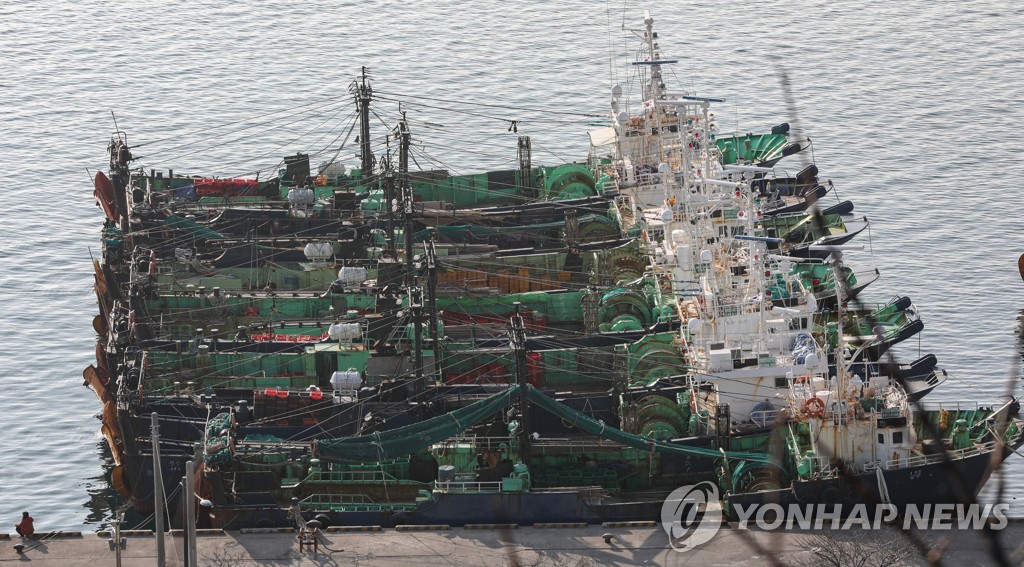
[1,524,1022,566]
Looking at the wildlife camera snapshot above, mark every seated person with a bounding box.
[15,512,33,538]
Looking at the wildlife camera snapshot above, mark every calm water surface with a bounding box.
[1,0,1022,529]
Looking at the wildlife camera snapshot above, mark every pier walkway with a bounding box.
[1,524,1021,566]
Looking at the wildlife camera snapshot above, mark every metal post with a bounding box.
[832,252,846,435]
[185,460,197,567]
[715,404,731,451]
[517,136,533,198]
[382,157,396,251]
[113,510,122,567]
[510,302,531,462]
[412,287,424,391]
[426,238,442,382]
[151,413,166,567]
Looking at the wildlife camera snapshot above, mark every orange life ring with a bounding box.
[802,396,826,419]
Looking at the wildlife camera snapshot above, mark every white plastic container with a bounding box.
[287,187,315,206]
[337,267,369,285]
[330,369,362,392]
[303,242,333,262]
[328,323,361,341]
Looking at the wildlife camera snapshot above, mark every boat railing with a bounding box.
[309,470,401,483]
[300,493,375,505]
[433,480,505,493]
[532,485,608,504]
[749,409,782,427]
[887,440,999,470]
[860,460,885,474]
[298,493,416,512]
[915,400,999,413]
[434,435,629,451]
[434,434,510,446]
[802,455,835,477]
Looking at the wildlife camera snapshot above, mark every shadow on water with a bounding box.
[81,440,153,531]
[80,440,119,530]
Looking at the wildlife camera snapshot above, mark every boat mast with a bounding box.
[107,130,133,228]
[396,112,424,392]
[381,150,397,252]
[356,67,375,182]
[643,12,658,102]
[643,12,666,163]
[398,112,415,285]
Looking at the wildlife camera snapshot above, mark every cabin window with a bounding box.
[730,226,745,237]
[892,431,904,444]
[877,433,884,444]
[775,377,788,388]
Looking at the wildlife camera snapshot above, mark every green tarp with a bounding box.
[164,215,225,240]
[316,385,771,464]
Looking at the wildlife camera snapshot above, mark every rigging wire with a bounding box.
[209,109,356,176]
[136,98,352,161]
[374,91,604,119]
[138,100,353,168]
[130,95,353,150]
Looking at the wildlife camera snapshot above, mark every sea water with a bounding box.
[1,0,1022,529]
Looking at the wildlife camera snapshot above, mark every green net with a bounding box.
[413,215,611,243]
[525,388,773,463]
[317,386,521,462]
[317,384,772,465]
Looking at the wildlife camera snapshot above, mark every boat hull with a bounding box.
[725,442,1014,520]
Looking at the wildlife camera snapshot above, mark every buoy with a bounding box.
[802,397,826,419]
